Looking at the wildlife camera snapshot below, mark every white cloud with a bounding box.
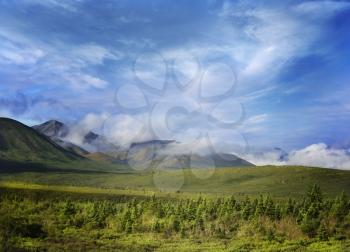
[213,0,350,97]
[240,114,269,134]
[294,1,350,18]
[65,113,151,149]
[247,114,268,124]
[0,43,44,65]
[133,52,167,91]
[0,26,115,90]
[0,34,45,65]
[73,44,122,65]
[66,113,109,146]
[288,143,350,169]
[23,0,81,12]
[240,8,315,78]
[103,114,150,148]
[244,143,350,170]
[243,148,287,166]
[64,73,108,89]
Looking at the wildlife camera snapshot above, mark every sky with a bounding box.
[0,0,350,167]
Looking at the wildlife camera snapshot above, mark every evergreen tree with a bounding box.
[172,218,180,232]
[300,203,321,237]
[153,220,161,233]
[242,205,251,220]
[307,184,323,206]
[318,223,329,241]
[332,191,349,221]
[285,198,294,216]
[125,220,133,233]
[264,195,275,219]
[255,196,265,217]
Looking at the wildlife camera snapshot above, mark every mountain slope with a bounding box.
[33,120,119,154]
[0,117,83,163]
[32,120,253,168]
[32,120,68,138]
[53,138,89,156]
[84,152,121,163]
[125,140,254,168]
[32,120,89,155]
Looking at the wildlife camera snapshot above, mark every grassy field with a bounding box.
[1,183,350,251]
[2,165,350,251]
[1,165,350,198]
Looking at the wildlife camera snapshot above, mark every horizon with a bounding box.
[1,0,350,169]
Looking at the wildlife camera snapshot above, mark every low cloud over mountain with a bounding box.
[243,143,350,170]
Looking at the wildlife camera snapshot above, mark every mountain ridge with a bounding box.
[0,117,83,164]
[21,118,254,168]
[32,120,120,155]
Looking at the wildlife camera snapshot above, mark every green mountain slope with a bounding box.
[0,117,82,163]
[1,117,350,198]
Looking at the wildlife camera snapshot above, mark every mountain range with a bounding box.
[0,118,82,163]
[32,120,119,155]
[0,117,254,169]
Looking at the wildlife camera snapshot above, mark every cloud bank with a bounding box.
[243,143,350,170]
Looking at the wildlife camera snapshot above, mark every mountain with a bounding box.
[152,153,255,169]
[130,140,176,149]
[32,120,68,138]
[33,120,119,155]
[203,153,254,167]
[0,117,82,163]
[84,132,99,143]
[83,131,120,153]
[84,152,121,163]
[32,120,253,168]
[123,139,254,169]
[273,147,289,162]
[33,120,88,156]
[53,138,89,156]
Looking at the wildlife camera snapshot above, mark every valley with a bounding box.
[1,117,350,251]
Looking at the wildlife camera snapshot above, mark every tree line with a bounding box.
[1,185,350,250]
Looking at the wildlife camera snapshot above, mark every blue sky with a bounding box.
[0,0,350,157]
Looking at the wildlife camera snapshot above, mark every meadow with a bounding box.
[2,165,350,197]
[1,165,350,251]
[1,177,350,251]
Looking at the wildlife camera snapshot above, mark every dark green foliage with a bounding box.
[172,218,181,232]
[300,207,320,238]
[0,117,81,164]
[318,223,329,241]
[0,214,46,251]
[331,191,349,221]
[1,184,350,250]
[307,184,323,205]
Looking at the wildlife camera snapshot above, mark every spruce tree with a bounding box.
[318,223,329,241]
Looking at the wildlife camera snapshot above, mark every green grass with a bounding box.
[1,165,350,198]
[0,117,82,163]
[1,184,350,251]
[9,231,350,252]
[12,233,349,252]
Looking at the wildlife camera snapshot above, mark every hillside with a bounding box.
[1,117,350,197]
[31,120,254,168]
[0,117,82,164]
[124,140,254,168]
[32,120,69,138]
[84,152,121,163]
[33,120,119,154]
[1,165,350,197]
